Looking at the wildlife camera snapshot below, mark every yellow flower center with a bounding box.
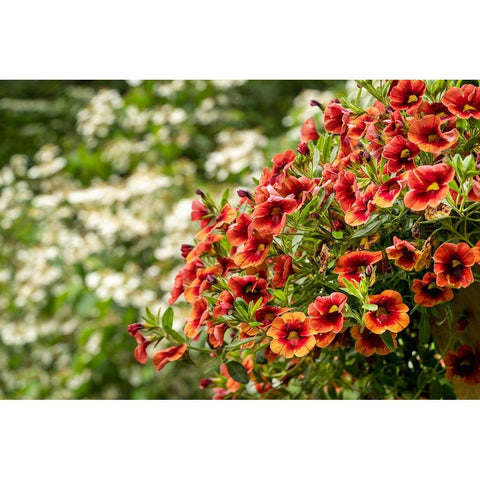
[463,104,475,112]
[400,148,411,159]
[426,182,440,191]
[451,259,462,268]
[427,134,439,143]
[329,305,339,313]
[257,243,266,251]
[407,94,418,103]
[287,331,300,340]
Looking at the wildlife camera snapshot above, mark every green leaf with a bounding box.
[162,307,174,330]
[380,332,396,352]
[418,314,430,345]
[255,349,267,365]
[164,325,185,345]
[226,361,249,384]
[331,230,343,240]
[429,380,443,399]
[220,188,230,207]
[364,303,378,312]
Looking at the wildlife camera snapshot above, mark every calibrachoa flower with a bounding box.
[334,250,383,286]
[444,344,480,385]
[404,163,455,211]
[152,344,188,372]
[442,84,480,119]
[407,115,458,154]
[373,173,408,208]
[388,80,426,112]
[267,312,316,358]
[433,242,476,288]
[251,192,298,235]
[386,236,421,271]
[383,135,419,173]
[228,275,272,305]
[363,290,410,334]
[411,272,454,307]
[351,326,397,356]
[308,292,348,333]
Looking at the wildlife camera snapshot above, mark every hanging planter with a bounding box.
[129,80,480,399]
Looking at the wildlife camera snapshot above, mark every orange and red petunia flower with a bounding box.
[344,184,378,226]
[226,212,252,246]
[315,331,336,348]
[444,344,480,385]
[334,170,359,211]
[308,292,348,334]
[191,198,211,228]
[407,115,458,154]
[228,275,272,305]
[388,80,426,112]
[386,236,422,271]
[251,192,298,235]
[196,203,237,240]
[233,231,273,268]
[276,176,315,208]
[433,242,476,288]
[403,163,455,211]
[373,173,408,208]
[267,312,316,358]
[272,254,294,288]
[300,117,320,143]
[152,344,188,372]
[411,271,454,307]
[383,135,419,173]
[334,250,383,286]
[186,233,224,264]
[184,297,210,339]
[363,290,410,334]
[324,100,349,134]
[350,325,397,356]
[441,84,480,119]
[132,330,151,365]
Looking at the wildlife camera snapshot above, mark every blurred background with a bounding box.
[0,79,348,398]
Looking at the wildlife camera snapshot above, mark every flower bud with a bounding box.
[127,323,144,336]
[296,142,309,156]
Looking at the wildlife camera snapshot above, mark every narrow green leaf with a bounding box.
[418,314,430,345]
[380,332,396,352]
[226,361,249,384]
[164,325,185,345]
[162,307,174,330]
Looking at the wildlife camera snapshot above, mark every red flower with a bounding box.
[196,203,237,240]
[404,163,455,211]
[407,115,458,154]
[411,271,454,307]
[383,135,419,173]
[212,290,235,317]
[444,344,480,385]
[233,231,272,268]
[226,213,252,246]
[133,331,151,365]
[308,292,348,333]
[300,117,319,142]
[388,80,426,112]
[272,255,293,288]
[272,149,296,173]
[205,321,227,348]
[191,198,210,228]
[152,344,188,372]
[186,233,223,263]
[241,305,289,336]
[267,312,316,358]
[324,100,349,134]
[363,290,410,334]
[184,297,209,339]
[333,250,383,286]
[315,331,336,348]
[334,170,359,211]
[351,326,397,356]
[276,176,314,208]
[433,242,475,288]
[373,173,408,208]
[228,275,272,305]
[385,236,422,271]
[344,184,378,226]
[442,84,480,119]
[251,192,298,235]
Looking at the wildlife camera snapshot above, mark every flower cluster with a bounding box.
[133,80,480,399]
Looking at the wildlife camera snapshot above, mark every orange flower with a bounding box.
[300,117,319,142]
[385,236,422,271]
[344,184,378,226]
[226,212,252,246]
[433,242,475,288]
[411,271,454,307]
[251,193,298,235]
[152,344,188,372]
[186,233,224,263]
[324,100,349,134]
[363,290,409,334]
[441,84,480,119]
[388,80,426,112]
[373,173,408,208]
[308,292,348,333]
[333,250,383,286]
[227,275,272,305]
[191,198,210,228]
[133,331,151,365]
[315,331,336,348]
[407,115,458,154]
[196,203,237,240]
[444,344,480,385]
[334,170,359,211]
[184,297,209,339]
[351,325,397,356]
[404,163,455,211]
[272,254,293,288]
[233,231,272,268]
[267,312,316,358]
[383,135,419,173]
[276,176,315,208]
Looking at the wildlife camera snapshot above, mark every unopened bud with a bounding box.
[127,323,144,336]
[296,142,310,156]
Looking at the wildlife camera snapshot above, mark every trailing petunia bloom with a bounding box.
[404,163,455,211]
[227,275,272,305]
[196,203,237,240]
[383,135,419,173]
[251,192,298,235]
[407,115,458,154]
[433,242,476,288]
[444,344,480,385]
[276,176,315,208]
[272,254,294,288]
[334,170,359,211]
[315,331,336,348]
[308,292,348,333]
[373,173,408,208]
[241,305,289,336]
[267,312,316,359]
[441,84,480,119]
[233,231,273,268]
[333,250,383,286]
[152,344,188,372]
[132,331,151,365]
[388,80,426,112]
[300,117,320,142]
[386,236,422,271]
[363,290,410,334]
[324,100,349,134]
[191,198,211,228]
[411,271,454,307]
[351,325,397,356]
[226,212,252,246]
[344,184,378,226]
[186,233,224,263]
[184,297,210,339]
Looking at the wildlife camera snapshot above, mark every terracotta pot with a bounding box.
[430,282,480,399]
